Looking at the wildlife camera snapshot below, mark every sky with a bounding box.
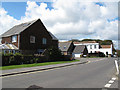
[0,0,119,49]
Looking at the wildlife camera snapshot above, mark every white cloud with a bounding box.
[0,1,118,49]
[0,8,18,35]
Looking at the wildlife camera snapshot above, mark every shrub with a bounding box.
[47,47,63,61]
[2,53,13,66]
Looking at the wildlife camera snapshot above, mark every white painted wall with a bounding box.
[74,43,113,55]
[74,43,99,53]
[74,54,81,58]
[99,45,113,55]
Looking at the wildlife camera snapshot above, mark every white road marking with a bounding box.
[108,80,114,84]
[104,84,111,88]
[104,77,117,88]
[112,77,116,81]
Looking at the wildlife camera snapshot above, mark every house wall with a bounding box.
[99,46,113,55]
[74,54,82,58]
[75,43,99,53]
[20,20,58,50]
[1,35,19,47]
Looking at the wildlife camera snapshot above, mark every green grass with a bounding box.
[0,60,80,70]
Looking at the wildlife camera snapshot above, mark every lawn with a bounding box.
[0,60,80,70]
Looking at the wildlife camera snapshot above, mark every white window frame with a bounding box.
[12,35,17,43]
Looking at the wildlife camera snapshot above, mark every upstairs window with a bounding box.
[90,45,92,49]
[42,38,47,44]
[94,45,97,49]
[12,35,17,43]
[30,36,35,43]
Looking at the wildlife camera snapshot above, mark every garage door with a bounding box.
[74,54,81,58]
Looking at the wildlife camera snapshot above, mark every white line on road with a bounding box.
[104,77,116,88]
[108,80,114,84]
[112,77,116,81]
[104,84,111,88]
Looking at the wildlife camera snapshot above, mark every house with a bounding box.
[0,43,20,54]
[74,41,99,53]
[99,45,113,56]
[1,19,58,54]
[73,41,113,56]
[59,42,75,55]
[73,45,88,58]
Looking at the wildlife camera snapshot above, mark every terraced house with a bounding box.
[1,19,58,54]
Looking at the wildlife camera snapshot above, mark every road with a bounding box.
[2,58,118,88]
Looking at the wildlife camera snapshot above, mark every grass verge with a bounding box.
[0,60,80,70]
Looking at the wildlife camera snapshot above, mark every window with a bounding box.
[30,36,35,43]
[12,35,17,43]
[94,45,96,49]
[64,46,66,49]
[106,52,108,55]
[42,38,47,44]
[90,45,92,49]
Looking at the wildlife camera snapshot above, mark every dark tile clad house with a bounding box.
[1,19,58,54]
[59,42,75,55]
[73,45,88,58]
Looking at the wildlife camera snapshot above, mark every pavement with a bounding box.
[2,58,118,89]
[1,58,88,76]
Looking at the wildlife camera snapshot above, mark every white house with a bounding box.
[99,45,113,55]
[74,41,113,56]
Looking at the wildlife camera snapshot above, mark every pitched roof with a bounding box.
[0,44,18,49]
[59,42,72,52]
[1,19,38,37]
[48,31,58,40]
[0,19,58,40]
[74,41,97,44]
[73,45,86,54]
[100,45,111,48]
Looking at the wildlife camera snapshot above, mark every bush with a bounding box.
[22,55,33,64]
[47,47,63,61]
[2,53,13,66]
[10,53,23,65]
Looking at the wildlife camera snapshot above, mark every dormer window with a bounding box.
[12,35,17,43]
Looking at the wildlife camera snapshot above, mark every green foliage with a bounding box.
[81,39,94,41]
[1,59,80,70]
[48,47,63,61]
[3,53,13,56]
[14,53,23,56]
[69,39,80,42]
[116,50,120,57]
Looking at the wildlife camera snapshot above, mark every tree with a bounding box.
[47,47,63,61]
